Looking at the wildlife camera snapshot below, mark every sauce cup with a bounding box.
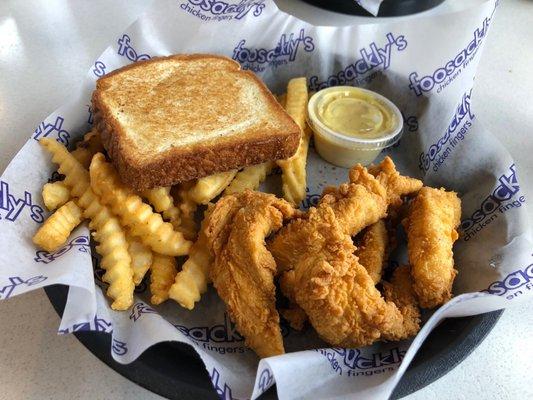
[307,86,403,168]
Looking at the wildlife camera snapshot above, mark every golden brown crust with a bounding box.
[92,54,300,191]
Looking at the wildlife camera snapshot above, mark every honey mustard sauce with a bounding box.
[308,87,402,168]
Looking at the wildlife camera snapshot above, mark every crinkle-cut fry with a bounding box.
[40,138,134,310]
[168,207,214,309]
[141,186,182,230]
[168,233,211,309]
[70,130,104,169]
[127,232,153,285]
[224,162,275,195]
[172,183,198,240]
[141,186,173,212]
[41,132,101,211]
[87,204,134,311]
[162,205,181,230]
[150,253,178,305]
[354,220,388,284]
[188,170,238,204]
[42,181,70,211]
[89,153,192,256]
[277,77,309,206]
[33,200,83,252]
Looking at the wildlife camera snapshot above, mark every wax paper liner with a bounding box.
[1,0,531,399]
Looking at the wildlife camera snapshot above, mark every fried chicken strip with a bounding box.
[325,166,388,237]
[272,166,388,272]
[382,265,421,340]
[204,191,297,358]
[403,187,461,308]
[276,206,409,347]
[279,270,307,331]
[366,156,423,208]
[269,160,425,347]
[354,220,389,284]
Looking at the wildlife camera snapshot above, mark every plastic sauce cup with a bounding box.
[307,86,403,168]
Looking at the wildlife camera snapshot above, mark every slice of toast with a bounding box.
[92,54,300,191]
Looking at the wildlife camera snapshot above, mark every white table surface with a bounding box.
[1,1,532,399]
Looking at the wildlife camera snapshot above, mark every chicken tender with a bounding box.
[279,270,307,331]
[366,156,423,208]
[382,265,421,340]
[326,165,388,236]
[272,167,388,272]
[274,206,410,347]
[354,220,388,284]
[403,187,461,308]
[204,191,297,358]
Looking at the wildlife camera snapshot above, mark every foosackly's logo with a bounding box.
[403,113,419,133]
[87,105,94,124]
[175,313,244,344]
[301,187,321,210]
[210,367,233,400]
[309,33,407,91]
[257,368,275,394]
[129,302,156,322]
[175,313,289,355]
[484,262,533,300]
[117,34,151,62]
[58,315,113,334]
[92,60,106,77]
[33,116,70,145]
[0,180,44,223]
[180,0,265,22]
[317,347,405,376]
[232,29,314,72]
[34,235,90,264]
[176,313,246,355]
[112,338,128,356]
[419,89,474,173]
[0,275,48,300]
[57,315,128,356]
[408,17,491,96]
[462,164,524,241]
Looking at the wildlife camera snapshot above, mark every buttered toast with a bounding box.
[92,54,300,191]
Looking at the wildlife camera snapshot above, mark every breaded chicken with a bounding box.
[268,161,426,347]
[204,191,297,358]
[382,265,421,340]
[279,270,307,330]
[403,187,461,308]
[273,166,388,272]
[354,220,389,284]
[274,205,412,347]
[366,156,423,208]
[271,159,415,273]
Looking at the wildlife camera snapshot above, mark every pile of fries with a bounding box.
[33,78,311,311]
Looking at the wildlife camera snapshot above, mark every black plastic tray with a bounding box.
[45,284,502,399]
[301,0,446,17]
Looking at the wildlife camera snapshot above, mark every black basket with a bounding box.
[301,0,446,17]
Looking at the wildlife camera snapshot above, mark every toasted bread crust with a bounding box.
[95,107,299,190]
[92,54,300,190]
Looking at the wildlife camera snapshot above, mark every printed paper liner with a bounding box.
[1,1,531,399]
